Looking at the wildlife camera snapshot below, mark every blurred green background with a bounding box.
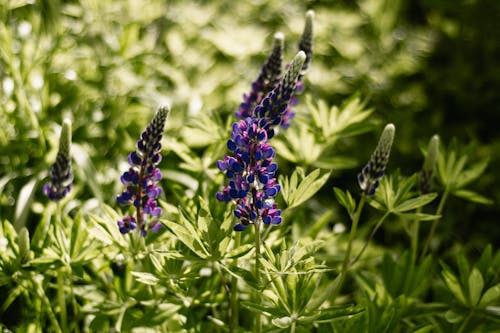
[1,0,499,253]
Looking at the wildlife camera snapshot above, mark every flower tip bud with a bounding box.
[158,104,170,117]
[306,9,315,21]
[293,51,307,67]
[274,32,284,42]
[384,123,395,135]
[423,134,440,171]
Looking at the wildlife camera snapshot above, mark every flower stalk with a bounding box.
[43,119,73,201]
[116,105,169,236]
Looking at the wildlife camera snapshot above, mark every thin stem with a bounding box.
[57,269,68,333]
[350,211,390,266]
[457,311,473,333]
[55,203,68,332]
[421,187,450,259]
[410,207,422,265]
[253,218,262,333]
[36,278,63,333]
[332,195,366,300]
[230,232,241,332]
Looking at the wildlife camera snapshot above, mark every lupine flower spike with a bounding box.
[281,10,314,129]
[419,135,439,194]
[116,105,169,236]
[43,119,73,201]
[236,32,284,120]
[217,52,306,231]
[358,123,395,195]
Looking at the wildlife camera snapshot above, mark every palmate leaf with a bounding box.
[334,187,356,216]
[370,174,438,216]
[440,261,467,305]
[436,141,492,204]
[280,168,331,209]
[307,94,374,141]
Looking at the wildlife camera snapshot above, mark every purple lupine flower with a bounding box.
[216,117,282,231]
[236,32,284,120]
[217,52,306,231]
[43,119,73,201]
[280,10,314,129]
[116,105,169,236]
[358,124,395,195]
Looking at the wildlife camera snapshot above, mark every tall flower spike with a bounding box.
[280,10,314,128]
[236,32,284,120]
[254,51,306,131]
[297,10,314,80]
[358,123,395,195]
[43,119,73,201]
[116,105,169,236]
[419,135,440,194]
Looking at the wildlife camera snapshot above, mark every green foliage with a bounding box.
[0,0,498,332]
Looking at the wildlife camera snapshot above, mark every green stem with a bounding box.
[457,311,473,333]
[57,269,68,333]
[410,207,422,265]
[421,188,450,259]
[230,232,241,332]
[332,195,366,300]
[350,211,390,266]
[254,219,262,333]
[36,279,63,333]
[54,203,68,332]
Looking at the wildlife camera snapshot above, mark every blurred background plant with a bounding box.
[1,0,499,331]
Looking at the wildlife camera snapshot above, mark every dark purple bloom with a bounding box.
[116,105,169,236]
[217,52,305,231]
[43,119,73,201]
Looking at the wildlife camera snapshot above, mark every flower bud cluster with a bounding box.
[44,119,73,201]
[116,105,169,236]
[236,11,314,130]
[358,123,395,195]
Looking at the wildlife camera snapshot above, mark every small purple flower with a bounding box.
[358,124,395,195]
[116,105,169,236]
[43,119,73,201]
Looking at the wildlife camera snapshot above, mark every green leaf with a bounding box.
[281,169,331,209]
[131,271,159,286]
[441,263,466,305]
[453,189,493,205]
[394,212,441,221]
[163,219,209,259]
[272,316,292,328]
[14,177,38,231]
[444,310,464,324]
[334,187,356,215]
[468,267,484,306]
[479,283,500,306]
[225,244,253,259]
[456,158,489,189]
[393,193,437,212]
[411,325,434,333]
